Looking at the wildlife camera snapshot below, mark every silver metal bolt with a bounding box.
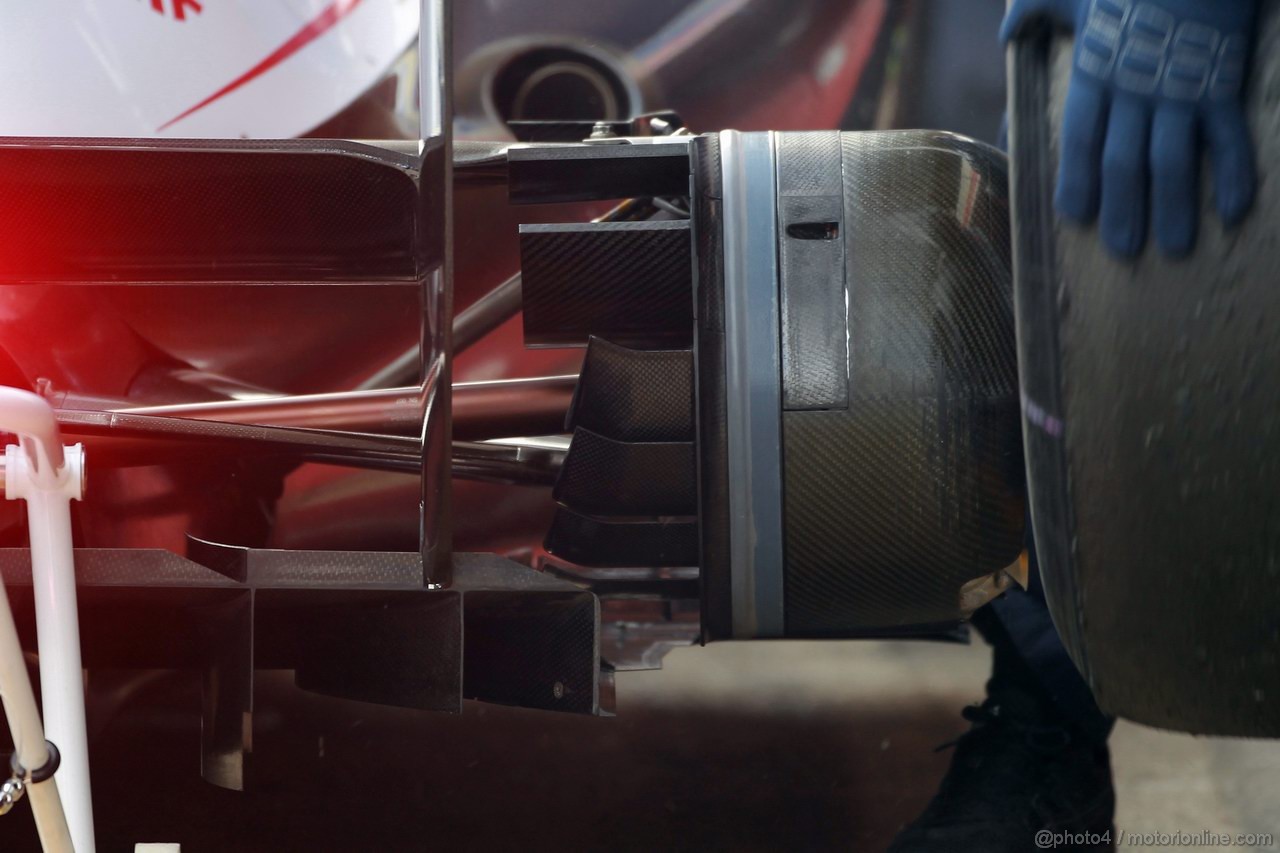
[0,776,25,816]
[588,122,616,140]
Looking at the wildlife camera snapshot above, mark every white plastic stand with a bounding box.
[0,387,93,852]
[0,561,74,852]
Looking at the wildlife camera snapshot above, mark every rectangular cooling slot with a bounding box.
[785,221,839,240]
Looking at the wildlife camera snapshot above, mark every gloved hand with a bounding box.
[1001,0,1258,258]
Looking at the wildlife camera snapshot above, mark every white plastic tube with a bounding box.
[0,576,73,852]
[0,387,93,852]
[0,387,64,484]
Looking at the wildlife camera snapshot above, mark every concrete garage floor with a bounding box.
[629,641,1280,851]
[17,638,1276,851]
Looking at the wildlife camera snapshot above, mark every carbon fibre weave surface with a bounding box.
[553,426,697,516]
[0,142,418,283]
[782,131,1025,634]
[785,397,1023,631]
[508,142,691,204]
[777,131,844,195]
[568,337,695,442]
[0,547,234,586]
[520,220,694,347]
[545,507,698,568]
[777,132,848,411]
[0,549,602,717]
[463,590,599,714]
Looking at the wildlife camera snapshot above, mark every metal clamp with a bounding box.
[11,739,61,784]
[0,740,58,816]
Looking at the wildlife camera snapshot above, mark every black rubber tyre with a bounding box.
[1007,6,1280,736]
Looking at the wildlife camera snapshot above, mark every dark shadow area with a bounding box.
[7,671,968,852]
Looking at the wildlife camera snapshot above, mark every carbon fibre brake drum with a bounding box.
[696,130,1026,639]
[1008,6,1280,735]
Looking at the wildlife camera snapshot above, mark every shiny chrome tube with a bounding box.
[51,408,566,484]
[45,375,575,442]
[54,409,425,474]
[451,436,569,486]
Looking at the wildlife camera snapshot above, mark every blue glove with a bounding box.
[1001,0,1258,258]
